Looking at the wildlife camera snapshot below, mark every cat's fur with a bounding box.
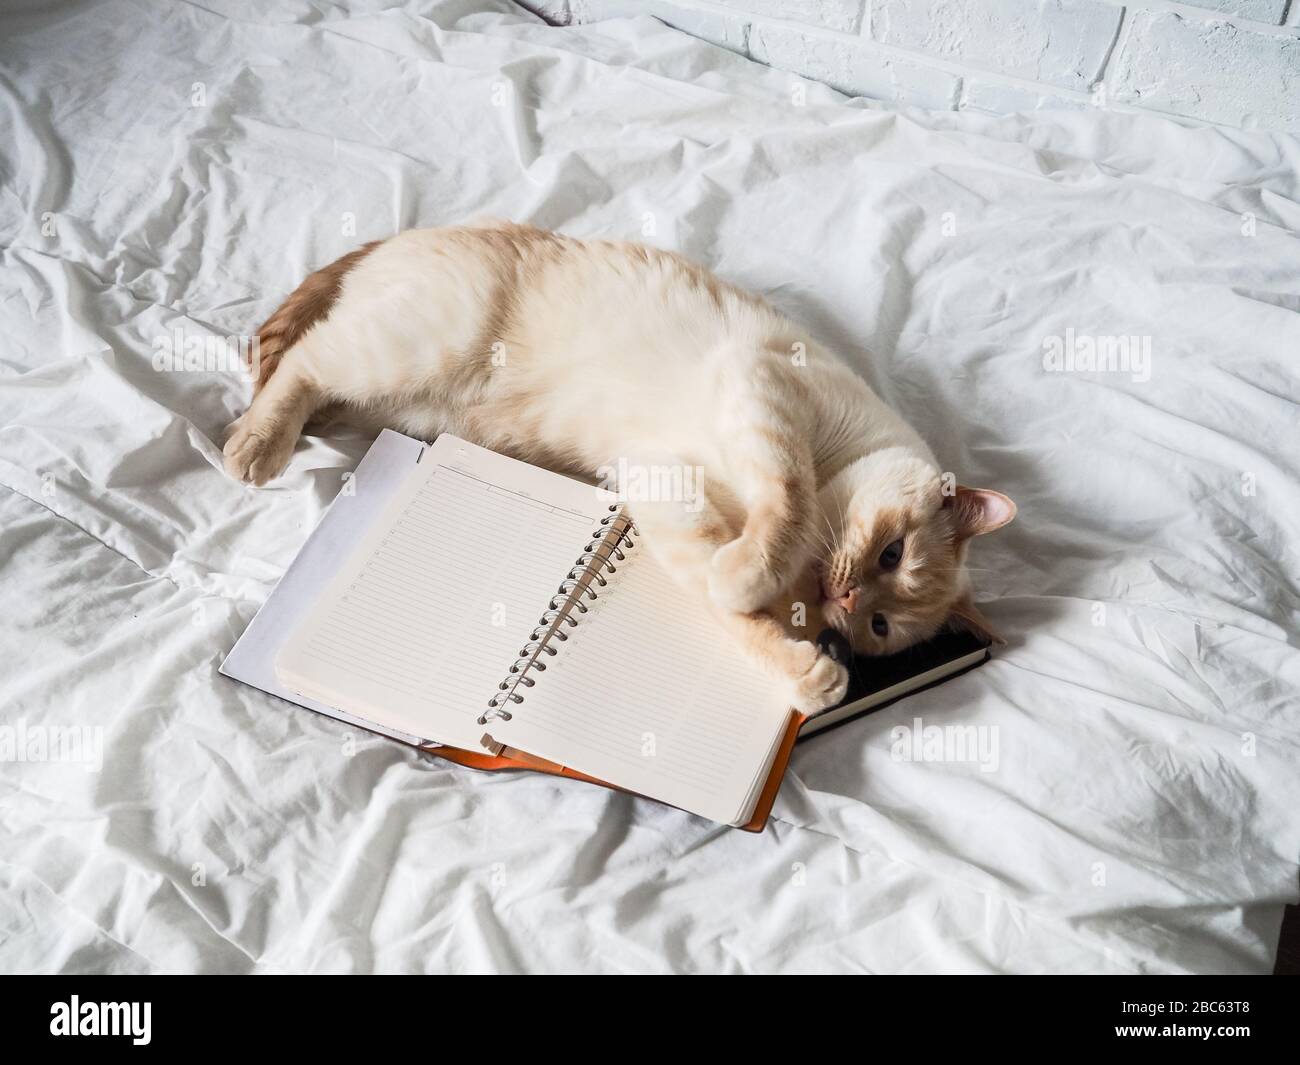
[224,221,1015,713]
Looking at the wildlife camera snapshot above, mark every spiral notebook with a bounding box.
[273,433,798,828]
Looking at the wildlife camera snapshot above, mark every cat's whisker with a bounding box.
[812,520,835,554]
[820,507,838,542]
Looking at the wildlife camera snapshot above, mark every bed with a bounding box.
[1,0,1297,973]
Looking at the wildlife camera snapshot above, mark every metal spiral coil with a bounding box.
[479,505,638,725]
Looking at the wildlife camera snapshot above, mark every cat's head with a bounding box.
[809,450,1015,655]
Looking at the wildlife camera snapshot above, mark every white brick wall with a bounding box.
[526,0,1300,131]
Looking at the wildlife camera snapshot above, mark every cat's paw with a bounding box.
[222,415,295,486]
[780,639,849,715]
[708,537,785,614]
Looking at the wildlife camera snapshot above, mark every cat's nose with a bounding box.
[835,586,860,613]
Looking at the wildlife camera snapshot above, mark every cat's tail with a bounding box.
[250,240,382,392]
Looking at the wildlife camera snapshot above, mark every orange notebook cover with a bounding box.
[422,709,805,833]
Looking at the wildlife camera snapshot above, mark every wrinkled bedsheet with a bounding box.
[1,0,1298,974]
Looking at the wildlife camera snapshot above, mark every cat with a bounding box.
[223,221,1015,714]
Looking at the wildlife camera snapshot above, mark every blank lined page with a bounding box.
[485,539,792,825]
[276,435,607,749]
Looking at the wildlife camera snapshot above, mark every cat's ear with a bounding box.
[948,594,1004,645]
[946,485,1016,540]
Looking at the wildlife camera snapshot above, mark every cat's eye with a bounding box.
[879,538,904,570]
[871,613,889,638]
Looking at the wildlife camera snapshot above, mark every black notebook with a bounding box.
[801,629,992,739]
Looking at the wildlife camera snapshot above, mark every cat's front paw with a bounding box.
[222,415,295,486]
[780,639,849,715]
[708,536,785,614]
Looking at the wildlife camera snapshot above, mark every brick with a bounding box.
[658,5,751,52]
[871,0,1122,91]
[749,22,961,108]
[1173,0,1288,24]
[705,0,863,34]
[1111,11,1300,131]
[960,76,1088,113]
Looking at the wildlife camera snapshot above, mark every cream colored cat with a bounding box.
[224,222,1015,714]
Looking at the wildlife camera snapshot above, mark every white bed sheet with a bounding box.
[1,0,1297,973]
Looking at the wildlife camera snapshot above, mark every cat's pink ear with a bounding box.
[949,594,1004,645]
[947,486,1016,540]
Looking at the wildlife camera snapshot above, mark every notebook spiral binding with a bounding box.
[479,505,638,725]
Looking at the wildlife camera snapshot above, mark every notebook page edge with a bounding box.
[274,434,612,748]
[220,429,432,746]
[482,544,791,825]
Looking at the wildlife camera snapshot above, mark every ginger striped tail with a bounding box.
[252,240,381,391]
